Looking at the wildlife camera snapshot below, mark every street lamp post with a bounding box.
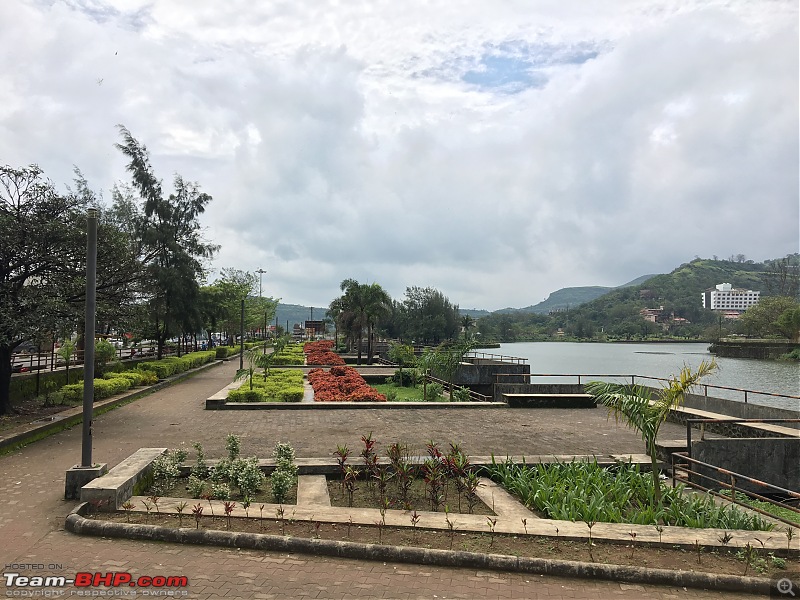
[256,268,266,342]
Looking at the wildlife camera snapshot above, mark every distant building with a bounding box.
[702,283,760,311]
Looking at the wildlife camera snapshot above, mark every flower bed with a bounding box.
[308,366,386,402]
[304,340,345,366]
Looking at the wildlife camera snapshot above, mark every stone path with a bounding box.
[0,360,760,599]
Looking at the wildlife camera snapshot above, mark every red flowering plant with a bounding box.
[304,340,345,366]
[308,366,387,402]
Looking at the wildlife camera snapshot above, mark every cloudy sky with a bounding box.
[1,1,797,311]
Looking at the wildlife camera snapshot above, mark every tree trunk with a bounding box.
[649,440,662,507]
[0,345,13,415]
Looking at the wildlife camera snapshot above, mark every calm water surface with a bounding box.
[481,342,799,411]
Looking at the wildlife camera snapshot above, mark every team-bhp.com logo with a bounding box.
[4,571,188,594]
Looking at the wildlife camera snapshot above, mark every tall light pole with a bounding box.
[256,268,266,298]
[256,268,266,342]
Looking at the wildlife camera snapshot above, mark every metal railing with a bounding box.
[670,451,800,528]
[493,373,800,406]
[425,374,492,402]
[464,351,528,365]
[685,417,800,458]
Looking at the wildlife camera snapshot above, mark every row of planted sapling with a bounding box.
[329,433,490,515]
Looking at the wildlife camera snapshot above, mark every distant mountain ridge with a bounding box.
[492,273,659,315]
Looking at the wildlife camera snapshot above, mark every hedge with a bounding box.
[228,369,304,402]
[137,351,216,379]
[61,376,132,403]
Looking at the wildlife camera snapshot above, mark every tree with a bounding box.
[0,165,85,415]
[737,296,799,339]
[776,306,800,342]
[585,360,717,507]
[363,283,391,364]
[115,126,217,358]
[394,287,459,344]
[460,314,475,340]
[336,279,391,365]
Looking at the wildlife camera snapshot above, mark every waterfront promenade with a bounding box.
[0,360,760,599]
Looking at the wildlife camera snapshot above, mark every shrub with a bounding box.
[451,386,472,402]
[187,475,206,499]
[425,383,443,402]
[61,383,83,403]
[211,482,231,500]
[230,457,264,498]
[105,371,145,386]
[228,389,266,402]
[150,450,182,495]
[390,369,417,387]
[270,470,294,504]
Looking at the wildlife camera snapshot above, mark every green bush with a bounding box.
[137,350,215,379]
[61,383,83,403]
[105,370,145,386]
[228,389,267,402]
[425,382,443,401]
[390,369,417,387]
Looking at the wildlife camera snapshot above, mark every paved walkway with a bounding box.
[0,361,759,599]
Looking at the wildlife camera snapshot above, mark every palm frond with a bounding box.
[584,381,655,444]
[654,359,718,419]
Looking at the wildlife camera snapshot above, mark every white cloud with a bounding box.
[1,0,797,311]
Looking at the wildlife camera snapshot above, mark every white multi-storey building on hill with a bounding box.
[702,283,760,311]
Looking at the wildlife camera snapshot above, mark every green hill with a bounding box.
[495,274,659,315]
[475,255,798,341]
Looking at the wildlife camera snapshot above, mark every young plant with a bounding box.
[344,466,358,507]
[655,525,664,544]
[191,442,209,478]
[410,510,421,542]
[361,432,379,483]
[786,527,795,556]
[718,531,734,547]
[347,515,353,539]
[223,501,236,529]
[628,531,637,559]
[200,493,214,516]
[175,501,188,527]
[694,539,702,565]
[142,500,152,523]
[121,501,135,523]
[191,503,203,529]
[148,495,160,514]
[259,505,265,530]
[521,518,528,535]
[225,434,241,460]
[487,517,498,548]
[242,498,251,518]
[444,506,456,550]
[554,526,560,552]
[585,520,597,561]
[276,505,286,535]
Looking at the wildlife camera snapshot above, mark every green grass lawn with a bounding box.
[372,383,448,402]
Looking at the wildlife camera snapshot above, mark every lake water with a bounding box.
[478,342,799,411]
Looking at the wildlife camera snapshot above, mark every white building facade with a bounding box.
[702,283,760,311]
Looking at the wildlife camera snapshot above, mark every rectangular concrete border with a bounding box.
[80,447,167,509]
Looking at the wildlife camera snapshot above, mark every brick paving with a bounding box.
[0,361,758,599]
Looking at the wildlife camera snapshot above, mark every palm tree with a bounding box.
[584,359,717,507]
[363,283,391,364]
[460,315,475,340]
[339,279,368,364]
